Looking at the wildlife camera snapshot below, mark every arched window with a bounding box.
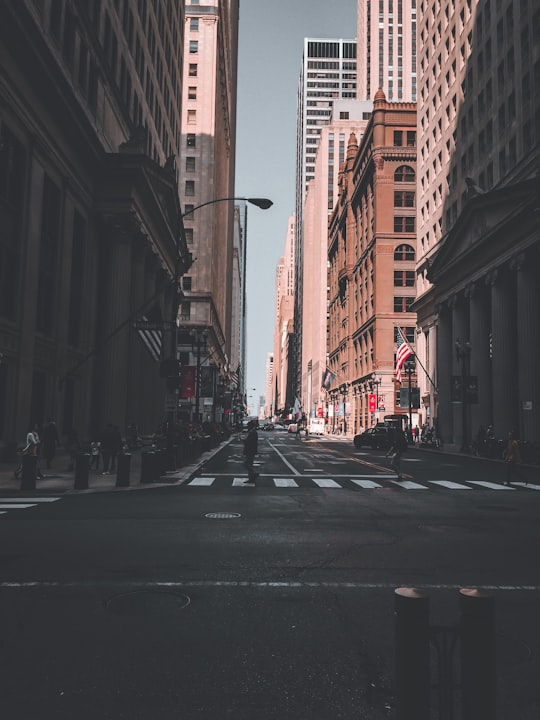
[394,244,415,261]
[394,165,416,182]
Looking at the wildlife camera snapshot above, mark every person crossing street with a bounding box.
[243,420,259,485]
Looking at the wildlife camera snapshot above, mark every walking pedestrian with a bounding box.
[243,420,259,485]
[14,424,42,480]
[504,431,527,485]
[89,439,101,471]
[386,428,408,479]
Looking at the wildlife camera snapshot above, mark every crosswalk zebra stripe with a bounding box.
[391,480,428,490]
[508,482,540,490]
[233,478,252,487]
[469,481,513,490]
[312,478,342,488]
[188,478,215,486]
[274,478,299,487]
[350,479,383,489]
[0,503,38,509]
[430,481,472,490]
[0,497,61,503]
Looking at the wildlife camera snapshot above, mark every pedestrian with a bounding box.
[89,439,101,471]
[243,419,259,485]
[386,428,408,479]
[14,424,43,480]
[42,417,60,469]
[413,425,420,443]
[504,431,526,485]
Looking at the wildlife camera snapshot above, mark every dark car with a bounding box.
[353,426,393,450]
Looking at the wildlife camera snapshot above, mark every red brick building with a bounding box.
[327,89,417,435]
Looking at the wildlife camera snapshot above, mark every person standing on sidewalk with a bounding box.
[504,431,527,485]
[243,420,259,485]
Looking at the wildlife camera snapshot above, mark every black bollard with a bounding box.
[116,453,131,487]
[460,588,496,720]
[394,587,430,720]
[140,451,157,484]
[21,454,37,491]
[74,453,90,490]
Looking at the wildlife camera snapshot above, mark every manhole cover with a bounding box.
[105,590,190,615]
[205,512,241,519]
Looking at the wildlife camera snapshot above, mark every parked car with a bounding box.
[353,426,393,450]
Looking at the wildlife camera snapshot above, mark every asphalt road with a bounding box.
[0,431,538,719]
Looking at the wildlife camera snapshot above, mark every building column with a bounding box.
[451,292,469,446]
[99,231,133,429]
[515,250,540,442]
[469,279,491,438]
[490,266,518,438]
[435,301,453,444]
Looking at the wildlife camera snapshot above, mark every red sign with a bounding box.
[180,366,196,398]
[368,393,377,412]
[317,407,323,418]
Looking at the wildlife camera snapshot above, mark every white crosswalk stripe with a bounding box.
[0,497,62,517]
[186,476,537,492]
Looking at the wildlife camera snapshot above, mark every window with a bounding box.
[189,40,198,53]
[394,270,415,287]
[394,296,415,312]
[182,276,192,291]
[190,18,199,31]
[394,191,415,207]
[395,326,415,343]
[394,165,415,182]
[394,130,403,146]
[188,86,197,100]
[394,216,416,232]
[180,301,191,320]
[186,157,195,172]
[185,228,194,244]
[394,244,415,261]
[186,133,196,147]
[185,180,195,196]
[188,63,197,76]
[187,109,196,124]
[406,131,416,146]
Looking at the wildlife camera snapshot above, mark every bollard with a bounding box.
[21,454,37,491]
[460,588,496,720]
[394,587,430,720]
[140,451,157,484]
[74,453,90,490]
[116,453,131,487]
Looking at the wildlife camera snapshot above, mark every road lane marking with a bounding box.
[391,480,428,490]
[312,478,342,488]
[233,478,254,487]
[0,497,61,502]
[469,481,514,490]
[430,481,472,490]
[0,503,38,509]
[1,580,539,592]
[509,482,540,490]
[189,477,215,486]
[267,441,301,475]
[350,479,383,489]
[274,478,299,487]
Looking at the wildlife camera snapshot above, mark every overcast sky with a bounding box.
[235,0,357,414]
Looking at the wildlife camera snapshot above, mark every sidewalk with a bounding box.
[0,441,230,496]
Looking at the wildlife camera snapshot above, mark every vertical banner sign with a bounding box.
[181,366,196,398]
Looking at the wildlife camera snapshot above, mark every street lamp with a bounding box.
[181,196,273,218]
[455,339,472,453]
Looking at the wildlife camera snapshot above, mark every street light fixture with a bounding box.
[181,196,273,218]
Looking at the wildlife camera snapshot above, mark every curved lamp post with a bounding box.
[182,196,273,218]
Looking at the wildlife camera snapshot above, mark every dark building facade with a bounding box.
[0,0,191,450]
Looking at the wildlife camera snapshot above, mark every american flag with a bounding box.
[136,306,163,362]
[229,365,240,387]
[395,328,413,382]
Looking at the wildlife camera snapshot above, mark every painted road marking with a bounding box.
[0,497,61,502]
[189,477,215,486]
[0,503,38,509]
[391,480,429,490]
[430,481,472,490]
[350,479,383,489]
[469,481,514,490]
[274,478,299,487]
[312,478,342,488]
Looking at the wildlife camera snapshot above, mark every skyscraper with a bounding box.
[356,0,417,102]
[294,38,357,404]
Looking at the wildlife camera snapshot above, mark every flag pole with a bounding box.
[398,327,438,393]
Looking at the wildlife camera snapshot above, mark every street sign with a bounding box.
[133,321,176,331]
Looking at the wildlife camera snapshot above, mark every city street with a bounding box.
[0,433,539,718]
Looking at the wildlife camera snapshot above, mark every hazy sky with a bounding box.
[235,0,357,413]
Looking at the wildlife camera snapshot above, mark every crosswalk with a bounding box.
[0,496,62,517]
[185,476,539,492]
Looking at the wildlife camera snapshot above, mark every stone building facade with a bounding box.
[327,90,417,436]
[0,1,192,449]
